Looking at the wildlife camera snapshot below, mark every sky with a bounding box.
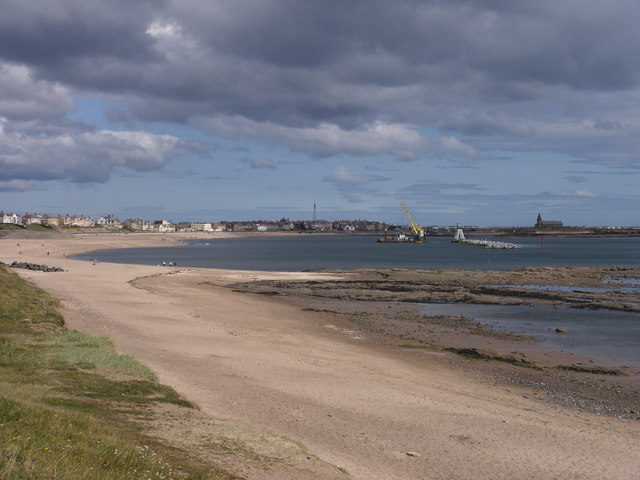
[1,0,640,226]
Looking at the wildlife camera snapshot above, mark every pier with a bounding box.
[452,224,519,249]
[456,239,520,249]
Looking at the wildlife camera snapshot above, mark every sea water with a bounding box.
[421,303,640,369]
[76,235,640,271]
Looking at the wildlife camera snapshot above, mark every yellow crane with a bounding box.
[401,201,426,242]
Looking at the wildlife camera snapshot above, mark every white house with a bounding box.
[21,214,42,225]
[191,222,213,232]
[96,215,122,229]
[70,216,95,227]
[1,212,19,224]
[150,220,176,233]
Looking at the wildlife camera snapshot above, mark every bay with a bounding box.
[75,234,640,369]
[76,235,640,271]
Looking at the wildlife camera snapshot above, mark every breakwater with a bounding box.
[454,239,519,249]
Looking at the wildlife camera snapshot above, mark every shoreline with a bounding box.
[3,231,639,398]
[2,231,640,479]
[233,265,640,369]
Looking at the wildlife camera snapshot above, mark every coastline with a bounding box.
[1,231,639,479]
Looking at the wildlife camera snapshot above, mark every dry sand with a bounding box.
[1,232,639,479]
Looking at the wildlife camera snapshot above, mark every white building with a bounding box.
[96,215,122,229]
[191,222,213,232]
[150,220,176,233]
[123,219,150,231]
[21,214,42,225]
[1,212,20,224]
[70,216,95,227]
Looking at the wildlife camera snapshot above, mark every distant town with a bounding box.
[2,210,640,236]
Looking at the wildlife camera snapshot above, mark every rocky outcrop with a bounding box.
[0,260,64,272]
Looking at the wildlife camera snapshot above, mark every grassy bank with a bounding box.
[0,266,236,480]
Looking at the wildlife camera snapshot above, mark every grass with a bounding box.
[0,223,53,231]
[34,331,159,381]
[0,266,236,479]
[399,343,439,350]
[443,347,536,368]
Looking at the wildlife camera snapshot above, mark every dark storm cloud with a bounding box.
[0,0,159,67]
[3,0,640,173]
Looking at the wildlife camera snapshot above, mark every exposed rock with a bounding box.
[5,261,64,272]
[557,365,626,376]
[444,347,534,366]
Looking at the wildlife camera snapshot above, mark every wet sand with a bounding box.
[1,232,639,479]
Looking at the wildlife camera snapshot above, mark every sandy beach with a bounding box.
[1,232,639,479]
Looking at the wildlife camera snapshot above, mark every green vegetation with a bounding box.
[0,266,236,479]
[443,347,536,368]
[399,343,438,350]
[0,223,52,231]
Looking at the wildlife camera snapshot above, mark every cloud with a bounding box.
[564,175,586,183]
[2,0,640,172]
[146,21,182,40]
[324,165,389,202]
[564,169,639,175]
[0,63,74,120]
[342,191,374,203]
[439,136,476,157]
[244,157,277,169]
[0,117,199,184]
[393,185,628,226]
[0,179,40,192]
[230,145,250,153]
[573,190,598,197]
[199,117,427,160]
[0,61,211,188]
[324,165,388,185]
[404,182,485,195]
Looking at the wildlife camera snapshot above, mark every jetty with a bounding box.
[452,224,519,249]
[456,238,519,249]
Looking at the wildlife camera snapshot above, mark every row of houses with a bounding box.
[122,219,224,233]
[1,212,95,227]
[224,219,387,232]
[2,211,387,233]
[0,212,225,232]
